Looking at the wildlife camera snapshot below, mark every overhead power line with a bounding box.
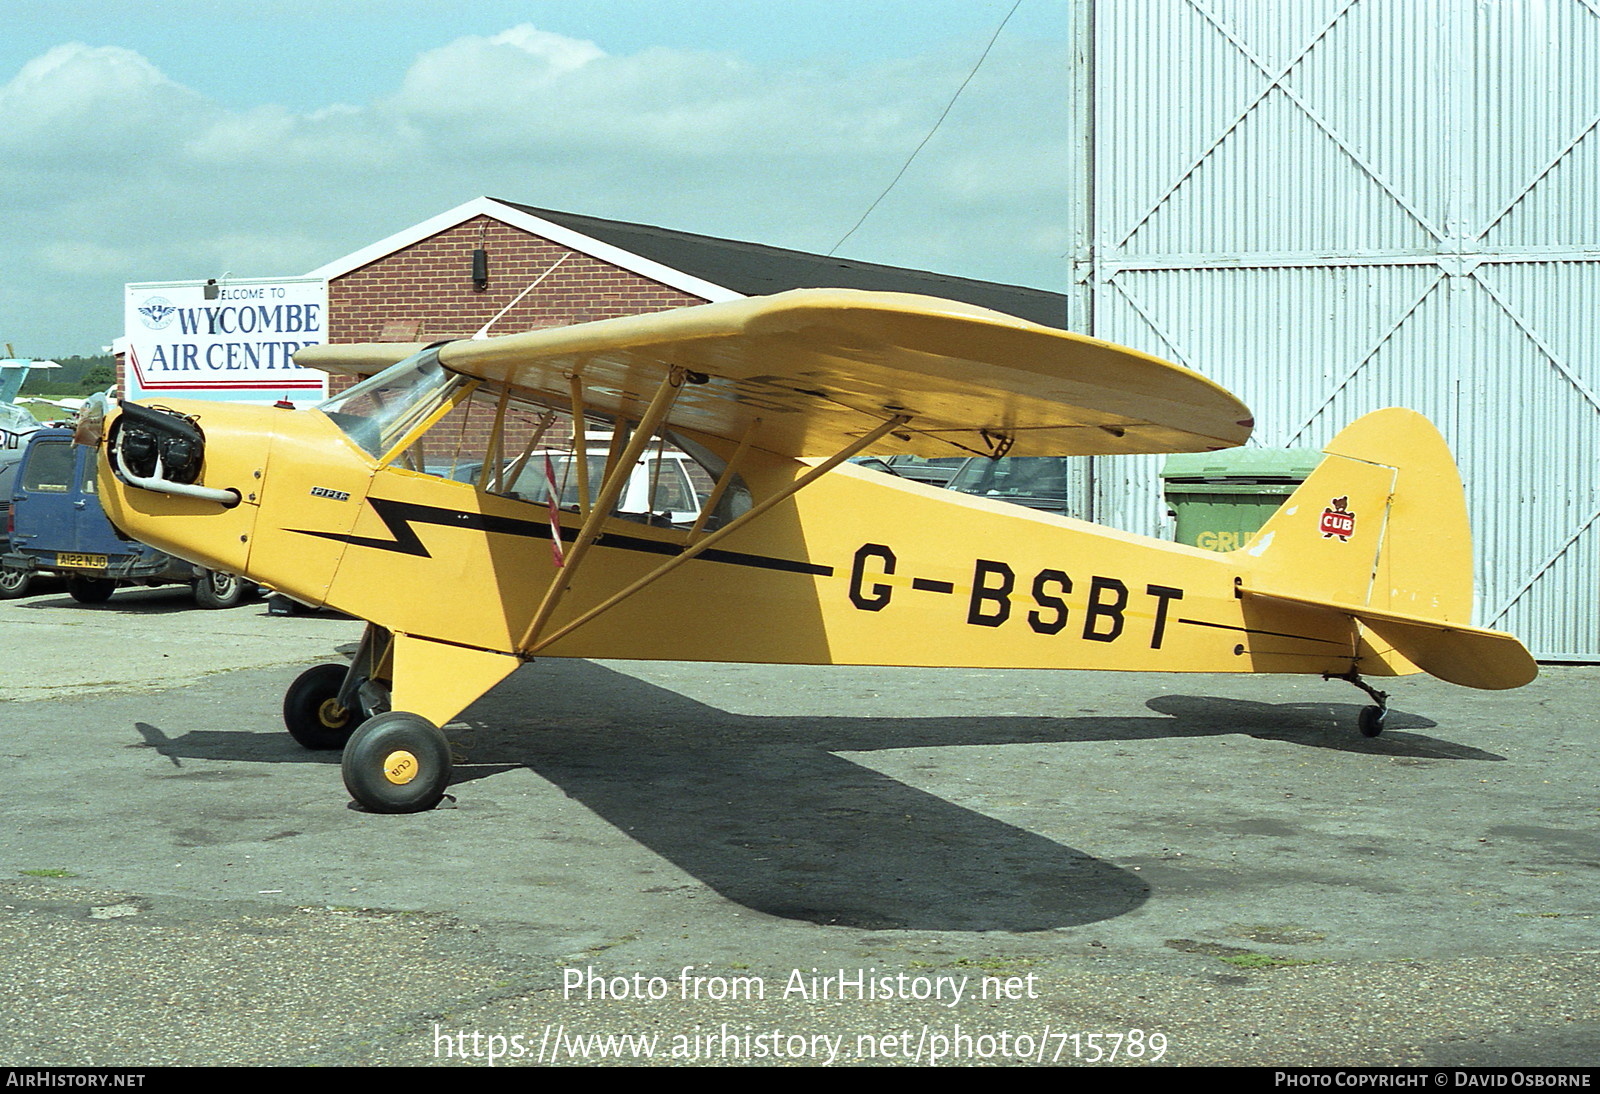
[828,0,1025,256]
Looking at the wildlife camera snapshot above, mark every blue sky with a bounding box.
[2,1,1076,355]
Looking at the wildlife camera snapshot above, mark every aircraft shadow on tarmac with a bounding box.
[131,659,1505,934]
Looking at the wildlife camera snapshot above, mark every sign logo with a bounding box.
[137,296,177,330]
[1319,497,1356,541]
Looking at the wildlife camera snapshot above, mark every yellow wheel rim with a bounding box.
[317,697,350,729]
[382,749,420,786]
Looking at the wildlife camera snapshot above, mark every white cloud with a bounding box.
[0,26,1074,354]
[35,239,132,276]
[0,42,208,157]
[387,23,610,133]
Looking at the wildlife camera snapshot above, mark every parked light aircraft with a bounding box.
[91,290,1536,812]
[1,352,54,458]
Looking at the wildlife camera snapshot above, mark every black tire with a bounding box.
[193,570,245,609]
[283,663,359,750]
[1358,705,1386,737]
[341,712,452,814]
[0,568,34,600]
[65,576,116,604]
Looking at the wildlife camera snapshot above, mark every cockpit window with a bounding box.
[317,348,468,459]
[319,360,753,534]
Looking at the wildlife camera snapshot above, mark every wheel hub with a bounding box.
[382,749,420,786]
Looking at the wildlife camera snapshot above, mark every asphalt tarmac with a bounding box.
[0,582,1595,1067]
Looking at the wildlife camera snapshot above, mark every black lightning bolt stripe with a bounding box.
[288,497,834,577]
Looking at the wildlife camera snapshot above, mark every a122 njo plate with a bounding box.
[55,553,108,569]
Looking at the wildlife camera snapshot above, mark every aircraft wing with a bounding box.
[295,289,1253,459]
[297,343,430,380]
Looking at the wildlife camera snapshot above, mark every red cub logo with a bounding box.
[1319,496,1355,541]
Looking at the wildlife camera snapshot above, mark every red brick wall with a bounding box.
[329,215,705,343]
[330,215,712,465]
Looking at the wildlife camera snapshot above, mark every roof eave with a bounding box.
[302,196,743,304]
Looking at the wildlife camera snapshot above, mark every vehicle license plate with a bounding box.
[56,553,108,569]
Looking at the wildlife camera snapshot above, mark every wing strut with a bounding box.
[516,366,690,653]
[569,374,591,518]
[503,409,558,487]
[518,413,912,658]
[685,418,760,544]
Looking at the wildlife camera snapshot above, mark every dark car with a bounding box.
[946,456,1082,516]
[881,455,968,487]
[0,456,27,598]
[3,428,246,607]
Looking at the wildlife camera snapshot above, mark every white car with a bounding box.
[447,451,708,526]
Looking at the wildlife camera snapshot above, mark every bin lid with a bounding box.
[1160,447,1323,483]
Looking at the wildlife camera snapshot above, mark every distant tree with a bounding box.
[16,354,116,397]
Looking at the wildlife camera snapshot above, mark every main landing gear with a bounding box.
[284,661,453,813]
[340,712,453,814]
[1325,670,1390,737]
[281,625,454,813]
[282,664,357,750]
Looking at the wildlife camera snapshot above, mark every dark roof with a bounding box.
[494,199,1069,330]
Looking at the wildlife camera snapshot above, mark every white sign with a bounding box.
[124,277,328,403]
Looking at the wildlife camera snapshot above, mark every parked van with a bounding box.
[3,428,246,607]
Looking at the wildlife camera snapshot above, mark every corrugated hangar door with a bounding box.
[1075,0,1600,660]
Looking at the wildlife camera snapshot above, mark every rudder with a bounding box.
[1236,409,1533,689]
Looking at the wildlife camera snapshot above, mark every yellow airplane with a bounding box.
[93,289,1536,813]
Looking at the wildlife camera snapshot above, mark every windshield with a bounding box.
[317,348,466,458]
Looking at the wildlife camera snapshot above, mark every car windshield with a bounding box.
[317,348,466,458]
[948,456,1074,511]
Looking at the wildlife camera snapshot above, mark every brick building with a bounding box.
[306,196,1070,346]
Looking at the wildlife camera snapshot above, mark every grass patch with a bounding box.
[1217,952,1319,970]
[1166,938,1318,969]
[19,869,78,878]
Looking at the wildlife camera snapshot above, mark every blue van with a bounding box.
[3,428,246,607]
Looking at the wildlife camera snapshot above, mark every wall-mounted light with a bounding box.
[203,278,220,300]
[472,248,489,292]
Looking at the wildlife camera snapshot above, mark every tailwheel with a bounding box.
[1325,670,1390,738]
[283,664,360,750]
[1358,704,1387,738]
[341,711,452,814]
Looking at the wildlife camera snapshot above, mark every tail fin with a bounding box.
[1237,408,1535,690]
[0,361,30,404]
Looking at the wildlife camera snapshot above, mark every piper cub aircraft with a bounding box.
[93,289,1536,813]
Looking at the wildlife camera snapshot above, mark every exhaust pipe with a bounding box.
[109,402,240,507]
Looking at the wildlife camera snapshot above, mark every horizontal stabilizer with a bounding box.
[1244,589,1537,691]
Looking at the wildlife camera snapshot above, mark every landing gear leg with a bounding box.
[339,623,394,723]
[1325,670,1389,737]
[282,624,393,750]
